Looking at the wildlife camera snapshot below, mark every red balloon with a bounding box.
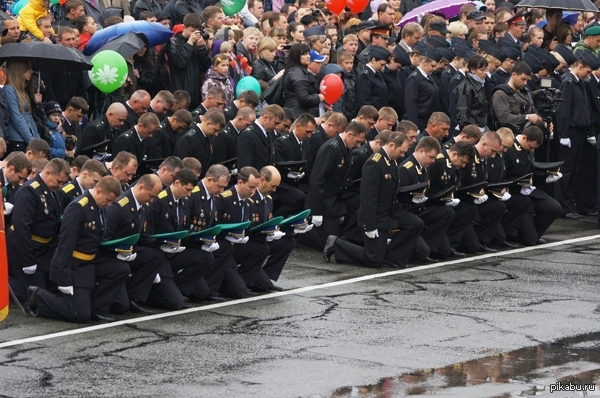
[320,74,344,104]
[325,0,346,14]
[347,0,368,14]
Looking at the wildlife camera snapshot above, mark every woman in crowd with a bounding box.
[288,22,305,45]
[75,15,98,51]
[454,55,490,131]
[283,43,324,118]
[251,37,285,90]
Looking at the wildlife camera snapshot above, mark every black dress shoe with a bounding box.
[92,314,116,322]
[249,284,269,293]
[564,212,584,219]
[323,235,337,263]
[205,294,226,302]
[23,286,39,317]
[425,256,439,263]
[129,299,154,315]
[537,238,547,244]
[245,289,257,297]
[479,244,498,253]
[501,241,520,249]
[267,284,284,292]
[450,249,466,258]
[586,211,599,216]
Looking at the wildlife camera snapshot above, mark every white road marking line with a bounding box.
[1,234,599,349]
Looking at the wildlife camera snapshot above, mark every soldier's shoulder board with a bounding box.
[403,161,414,169]
[410,71,418,77]
[118,196,129,207]
[247,197,254,204]
[221,190,233,198]
[78,196,89,206]
[331,139,339,147]
[93,119,104,127]
[372,153,382,162]
[266,194,272,199]
[436,153,445,159]
[192,186,200,193]
[62,183,75,193]
[30,181,40,189]
[158,190,168,199]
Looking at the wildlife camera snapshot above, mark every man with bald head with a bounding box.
[81,102,128,155]
[118,90,152,134]
[247,166,295,292]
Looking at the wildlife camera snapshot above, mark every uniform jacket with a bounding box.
[174,124,212,177]
[236,121,274,171]
[355,65,388,113]
[80,114,119,155]
[211,122,239,166]
[112,127,145,164]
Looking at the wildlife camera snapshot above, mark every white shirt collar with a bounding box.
[134,126,143,142]
[401,40,413,52]
[366,64,376,74]
[62,112,73,126]
[132,191,142,210]
[569,69,579,82]
[292,131,302,145]
[417,66,429,78]
[255,120,268,137]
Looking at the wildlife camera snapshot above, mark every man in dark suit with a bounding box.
[191,86,227,121]
[112,113,161,164]
[211,107,256,167]
[80,103,128,156]
[222,90,260,122]
[56,159,107,209]
[365,107,397,142]
[145,109,193,159]
[304,113,347,180]
[117,90,152,135]
[355,46,391,113]
[0,152,31,211]
[60,97,88,143]
[237,104,284,171]
[175,109,226,177]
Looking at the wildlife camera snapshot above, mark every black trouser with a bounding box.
[417,206,454,253]
[253,236,295,288]
[473,200,506,245]
[92,258,130,316]
[555,126,586,214]
[8,245,56,303]
[219,240,269,298]
[272,183,306,218]
[446,201,478,252]
[509,193,561,246]
[575,136,597,214]
[492,195,529,244]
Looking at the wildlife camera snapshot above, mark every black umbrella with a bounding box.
[516,0,597,11]
[0,42,93,72]
[94,32,146,60]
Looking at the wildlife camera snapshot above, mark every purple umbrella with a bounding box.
[398,0,475,27]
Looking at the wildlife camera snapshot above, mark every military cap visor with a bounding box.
[397,181,428,193]
[250,216,284,233]
[428,185,455,201]
[152,231,189,244]
[101,234,141,253]
[428,21,450,35]
[219,221,252,238]
[79,139,110,157]
[281,209,312,227]
[457,181,488,198]
[187,225,223,243]
[532,161,563,174]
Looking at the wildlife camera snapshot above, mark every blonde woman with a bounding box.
[251,37,285,88]
[4,58,40,153]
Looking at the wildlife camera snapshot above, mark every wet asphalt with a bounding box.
[1,216,600,397]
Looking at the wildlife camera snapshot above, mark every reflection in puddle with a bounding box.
[332,332,600,397]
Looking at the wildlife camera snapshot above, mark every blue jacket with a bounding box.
[47,119,66,159]
[3,84,39,144]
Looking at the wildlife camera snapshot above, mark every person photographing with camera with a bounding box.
[166,13,211,111]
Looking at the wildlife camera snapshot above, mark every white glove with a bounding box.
[474,194,489,205]
[387,238,391,245]
[312,215,323,227]
[412,195,428,204]
[266,231,286,242]
[499,192,512,201]
[339,216,345,224]
[230,168,238,176]
[3,202,13,215]
[59,286,74,295]
[160,244,186,253]
[117,252,138,261]
[153,274,161,284]
[588,136,597,145]
[201,242,220,252]
[520,186,537,196]
[294,223,314,234]
[549,131,554,140]
[287,171,305,180]
[546,172,562,183]
[560,138,571,148]
[445,198,460,207]
[23,264,37,274]
[365,229,379,239]
[226,235,249,244]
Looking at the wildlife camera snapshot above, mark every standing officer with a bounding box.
[354,46,391,113]
[404,48,442,133]
[57,160,107,209]
[8,159,70,302]
[325,132,423,268]
[237,104,284,171]
[23,177,127,322]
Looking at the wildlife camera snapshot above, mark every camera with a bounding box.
[195,26,210,42]
[535,77,562,114]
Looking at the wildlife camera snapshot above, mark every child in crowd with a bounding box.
[45,101,74,160]
[202,54,236,105]
[337,51,356,120]
[17,0,49,40]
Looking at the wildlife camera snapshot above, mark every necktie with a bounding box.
[299,142,303,152]
[240,199,245,221]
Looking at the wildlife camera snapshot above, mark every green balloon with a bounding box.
[12,0,28,16]
[236,76,261,98]
[222,0,246,16]
[88,50,128,94]
[50,0,60,4]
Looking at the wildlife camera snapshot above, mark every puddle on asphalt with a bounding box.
[331,332,600,397]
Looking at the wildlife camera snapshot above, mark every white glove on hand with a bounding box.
[445,198,460,207]
[287,171,305,180]
[294,224,314,234]
[230,168,238,176]
[201,242,220,252]
[22,264,37,275]
[499,192,512,201]
[520,186,537,196]
[160,244,186,253]
[226,235,249,244]
[59,286,74,295]
[365,229,379,239]
[117,252,138,262]
[339,216,345,224]
[588,136,597,146]
[474,194,489,205]
[560,138,571,148]
[312,215,323,227]
[412,195,428,204]
[153,274,161,284]
[266,231,286,242]
[387,238,391,245]
[546,172,562,183]
[3,202,13,215]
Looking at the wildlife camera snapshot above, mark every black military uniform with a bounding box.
[101,189,165,312]
[448,72,466,132]
[145,118,178,159]
[112,127,145,164]
[217,186,269,298]
[61,115,82,143]
[211,122,240,166]
[459,147,507,249]
[56,177,85,210]
[174,124,213,177]
[382,66,405,120]
[34,191,129,322]
[491,68,511,86]
[145,187,211,309]
[304,124,328,174]
[398,154,454,259]
[0,169,21,205]
[222,102,238,123]
[80,115,120,155]
[117,102,140,135]
[588,75,600,223]
[236,121,274,171]
[505,139,562,245]
[272,132,308,216]
[7,174,61,302]
[191,103,208,122]
[404,66,440,132]
[247,190,294,288]
[333,148,424,268]
[365,126,380,142]
[355,64,389,112]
